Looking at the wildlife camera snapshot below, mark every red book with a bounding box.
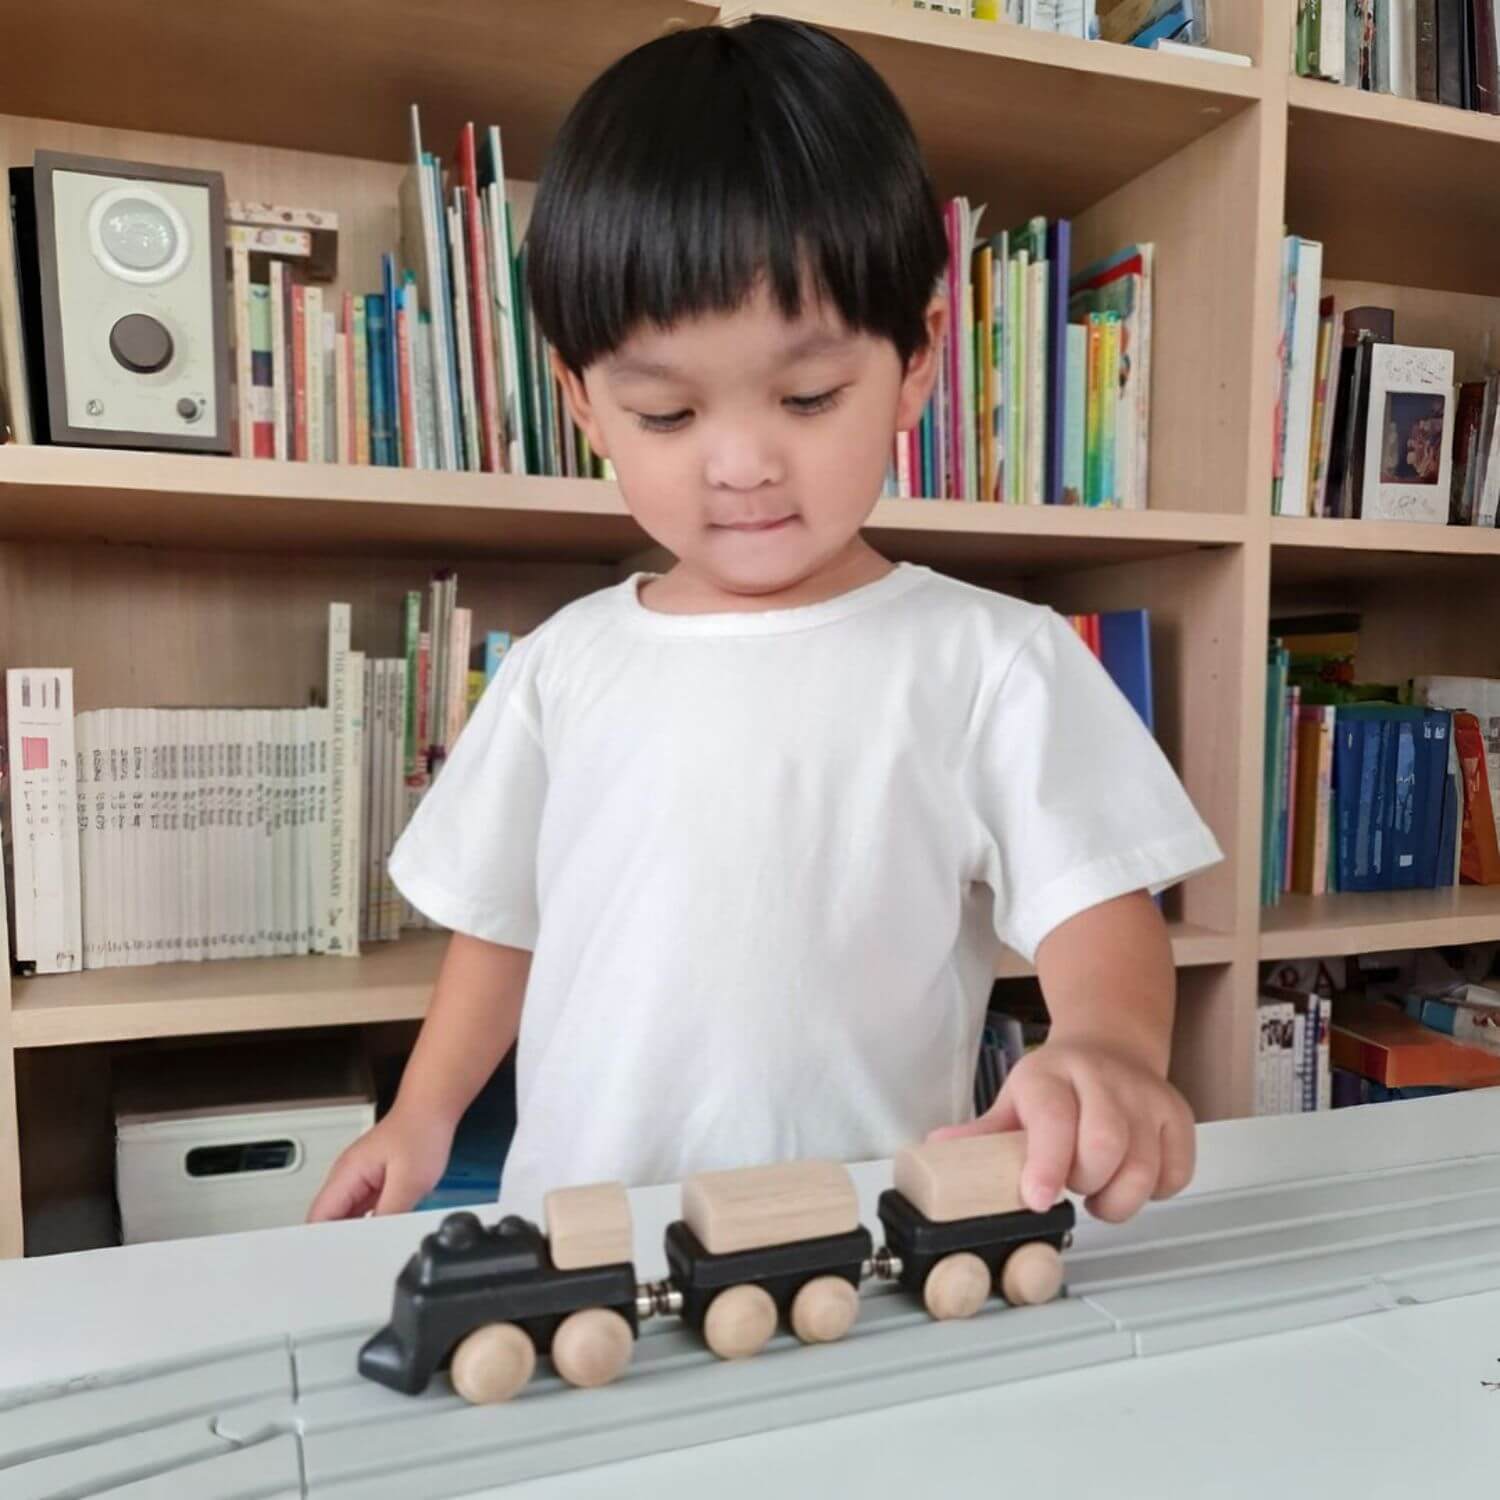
[456,123,502,473]
[1456,712,1500,884]
[291,284,308,462]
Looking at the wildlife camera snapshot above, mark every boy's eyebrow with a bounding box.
[605,330,856,383]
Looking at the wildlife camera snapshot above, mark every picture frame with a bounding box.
[1359,343,1455,524]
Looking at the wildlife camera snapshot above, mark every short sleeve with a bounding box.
[387,640,546,949]
[972,609,1224,964]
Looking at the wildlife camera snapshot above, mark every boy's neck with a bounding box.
[637,540,897,616]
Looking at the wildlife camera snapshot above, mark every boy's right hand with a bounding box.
[306,1104,456,1222]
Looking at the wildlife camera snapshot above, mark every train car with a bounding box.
[664,1159,873,1359]
[877,1134,1074,1318]
[358,1183,640,1403]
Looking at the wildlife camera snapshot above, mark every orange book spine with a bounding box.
[1456,712,1500,884]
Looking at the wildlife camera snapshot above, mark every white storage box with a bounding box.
[114,1040,374,1244]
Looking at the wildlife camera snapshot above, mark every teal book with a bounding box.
[484,630,513,683]
[1063,323,1086,504]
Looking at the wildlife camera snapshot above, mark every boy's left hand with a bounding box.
[927,1035,1196,1223]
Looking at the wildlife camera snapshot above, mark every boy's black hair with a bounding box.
[525,17,948,375]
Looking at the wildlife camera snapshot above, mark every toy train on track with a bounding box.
[359,1131,1075,1404]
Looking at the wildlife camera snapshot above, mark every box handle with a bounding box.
[183,1137,303,1179]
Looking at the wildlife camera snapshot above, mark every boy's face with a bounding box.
[554,280,945,601]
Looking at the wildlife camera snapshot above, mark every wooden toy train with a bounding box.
[359,1131,1074,1404]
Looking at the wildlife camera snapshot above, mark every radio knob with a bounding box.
[109,313,173,374]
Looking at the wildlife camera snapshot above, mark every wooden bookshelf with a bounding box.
[7,922,1236,1051]
[0,0,1492,1258]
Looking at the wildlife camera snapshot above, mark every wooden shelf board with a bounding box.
[1270,515,1500,586]
[1287,77,1500,295]
[735,0,1260,219]
[0,446,1244,571]
[997,921,1235,978]
[10,931,449,1048]
[11,921,1232,1048]
[1260,888,1500,961]
[0,0,721,184]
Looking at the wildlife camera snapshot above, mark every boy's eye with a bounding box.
[633,408,692,433]
[784,388,844,416]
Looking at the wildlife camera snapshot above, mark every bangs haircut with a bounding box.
[525,16,948,376]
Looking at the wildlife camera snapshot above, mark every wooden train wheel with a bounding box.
[922,1251,991,1321]
[703,1283,778,1360]
[1000,1241,1065,1306]
[790,1275,860,1344]
[551,1308,635,1388]
[449,1322,537,1404]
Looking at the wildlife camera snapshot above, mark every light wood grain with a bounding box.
[544,1184,634,1271]
[682,1160,858,1254]
[1261,889,1500,961]
[449,1322,536,1405]
[921,1250,992,1319]
[789,1275,860,1343]
[1000,1240,1065,1305]
[893,1133,1029,1222]
[702,1283,779,1360]
[549,1308,634,1388]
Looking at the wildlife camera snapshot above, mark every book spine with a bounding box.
[291,285,306,461]
[269,261,289,461]
[248,284,274,459]
[232,244,253,458]
[353,295,371,465]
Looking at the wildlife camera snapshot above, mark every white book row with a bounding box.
[1255,992,1332,1116]
[71,703,334,969]
[3,636,435,974]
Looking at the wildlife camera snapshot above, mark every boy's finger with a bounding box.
[1152,1107,1196,1200]
[1084,1125,1161,1224]
[307,1158,382,1223]
[1068,1074,1131,1198]
[1009,1071,1077,1213]
[374,1167,420,1217]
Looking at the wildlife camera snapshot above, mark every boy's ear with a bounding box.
[894,295,948,433]
[550,350,611,459]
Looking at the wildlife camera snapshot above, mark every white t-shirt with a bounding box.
[388,562,1223,1216]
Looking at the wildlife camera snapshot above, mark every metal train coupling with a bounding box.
[635,1279,684,1320]
[859,1245,904,1283]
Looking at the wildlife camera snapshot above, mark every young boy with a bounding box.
[309,16,1223,1230]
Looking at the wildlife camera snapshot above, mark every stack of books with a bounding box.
[1295,0,1500,111]
[2,582,515,974]
[887,201,1153,508]
[228,106,607,482]
[1270,248,1477,526]
[1261,613,1500,904]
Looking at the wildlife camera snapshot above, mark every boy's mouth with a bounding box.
[714,515,798,533]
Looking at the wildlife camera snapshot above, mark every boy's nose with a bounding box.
[703,432,785,492]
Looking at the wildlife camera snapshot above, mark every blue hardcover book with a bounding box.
[1333,710,1361,892]
[1415,710,1451,888]
[484,630,512,683]
[381,252,402,467]
[1045,218,1071,505]
[1389,716,1420,890]
[1436,722,1461,887]
[1098,610,1154,734]
[1129,3,1188,45]
[365,293,391,467]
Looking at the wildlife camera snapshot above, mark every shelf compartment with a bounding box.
[11,922,1233,1048]
[0,1,1259,226]
[721,0,1261,220]
[1260,887,1500,961]
[0,446,1246,571]
[1287,76,1500,296]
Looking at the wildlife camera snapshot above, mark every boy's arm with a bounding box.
[394,931,532,1128]
[306,931,530,1220]
[930,890,1196,1224]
